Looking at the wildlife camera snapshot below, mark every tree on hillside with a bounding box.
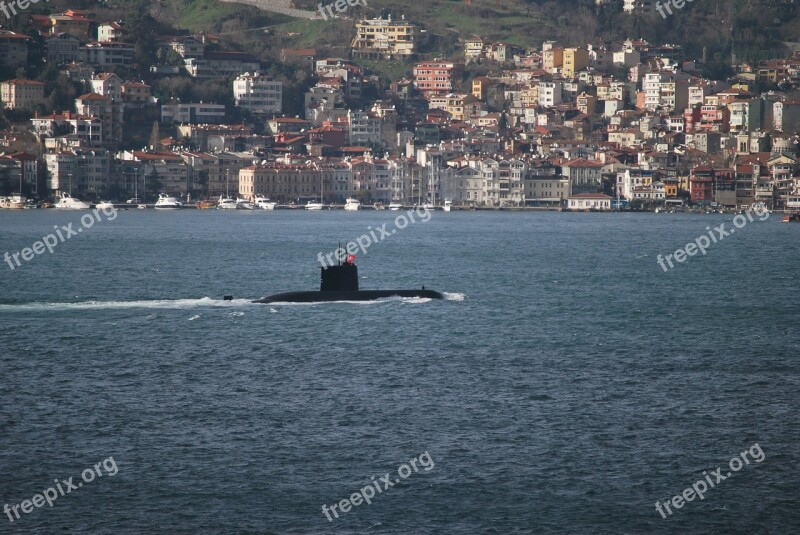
[145,169,163,200]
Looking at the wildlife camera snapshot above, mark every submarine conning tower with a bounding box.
[320,263,359,292]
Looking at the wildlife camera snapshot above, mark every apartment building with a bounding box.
[233,73,282,115]
[1,79,46,110]
[351,17,416,59]
[80,42,135,68]
[0,30,30,67]
[75,92,123,144]
[184,52,261,79]
[563,48,589,79]
[46,33,81,64]
[161,102,226,124]
[413,61,464,97]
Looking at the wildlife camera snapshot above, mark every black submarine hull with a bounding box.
[253,289,444,304]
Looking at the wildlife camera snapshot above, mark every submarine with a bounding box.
[253,255,443,304]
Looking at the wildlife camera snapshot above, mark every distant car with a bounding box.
[127,197,141,204]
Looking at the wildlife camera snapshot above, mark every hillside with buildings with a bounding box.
[0,0,799,210]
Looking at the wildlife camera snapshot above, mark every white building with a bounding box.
[538,81,563,108]
[567,193,612,210]
[161,102,226,124]
[90,73,123,103]
[80,42,135,68]
[45,148,111,195]
[233,73,282,115]
[348,110,382,145]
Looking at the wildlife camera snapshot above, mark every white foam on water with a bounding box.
[0,297,255,311]
[0,294,462,311]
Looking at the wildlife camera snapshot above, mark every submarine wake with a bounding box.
[0,297,255,311]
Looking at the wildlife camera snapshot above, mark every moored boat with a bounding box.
[344,197,361,211]
[254,195,276,210]
[217,195,237,210]
[0,194,26,209]
[54,193,90,210]
[236,198,256,210]
[154,193,182,210]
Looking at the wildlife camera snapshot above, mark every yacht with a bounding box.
[54,193,90,210]
[443,199,452,212]
[217,195,237,210]
[1,194,26,209]
[344,198,361,211]
[305,201,324,211]
[388,202,402,211]
[235,198,256,210]
[95,200,114,210]
[196,199,215,209]
[254,196,277,210]
[154,194,182,210]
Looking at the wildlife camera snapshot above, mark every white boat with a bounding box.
[388,202,402,211]
[443,199,452,212]
[1,194,26,209]
[154,194,182,210]
[254,195,276,210]
[344,197,361,211]
[235,198,256,210]
[306,173,325,210]
[55,193,90,210]
[95,201,114,210]
[217,195,237,210]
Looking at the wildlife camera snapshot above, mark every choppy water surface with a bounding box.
[1,209,798,533]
